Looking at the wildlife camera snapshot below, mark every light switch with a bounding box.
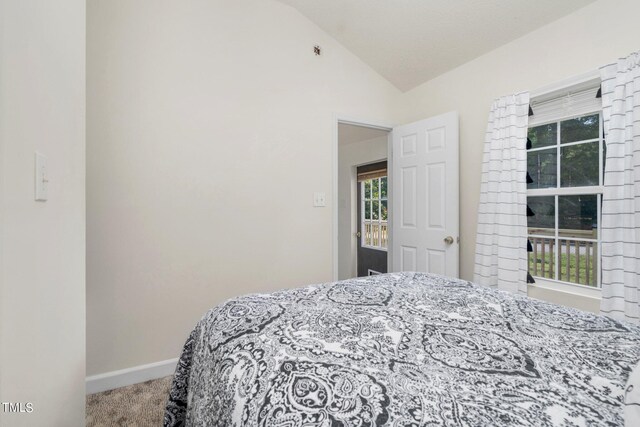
[313,192,326,207]
[35,152,48,201]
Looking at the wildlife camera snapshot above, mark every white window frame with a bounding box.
[527,107,603,298]
[361,176,388,251]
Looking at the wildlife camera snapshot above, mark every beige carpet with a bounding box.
[86,376,172,426]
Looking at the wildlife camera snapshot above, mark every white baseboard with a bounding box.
[86,358,178,395]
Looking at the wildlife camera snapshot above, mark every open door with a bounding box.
[391,112,459,277]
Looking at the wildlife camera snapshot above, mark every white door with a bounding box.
[390,112,459,277]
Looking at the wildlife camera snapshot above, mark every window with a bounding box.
[362,176,388,250]
[527,87,603,290]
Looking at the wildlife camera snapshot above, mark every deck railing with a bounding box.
[528,228,598,287]
[363,221,388,249]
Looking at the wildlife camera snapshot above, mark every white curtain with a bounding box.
[474,93,530,294]
[600,51,640,322]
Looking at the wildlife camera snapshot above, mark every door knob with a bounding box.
[444,236,454,245]
[355,232,361,238]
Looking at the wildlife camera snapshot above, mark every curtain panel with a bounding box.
[600,51,640,323]
[474,93,530,294]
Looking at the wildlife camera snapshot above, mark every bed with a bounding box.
[163,272,640,426]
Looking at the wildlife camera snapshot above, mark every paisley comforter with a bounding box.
[164,272,640,426]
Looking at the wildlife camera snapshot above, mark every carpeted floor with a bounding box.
[86,376,172,426]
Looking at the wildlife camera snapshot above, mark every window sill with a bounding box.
[529,277,601,300]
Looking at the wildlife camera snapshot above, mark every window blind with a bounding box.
[529,86,601,126]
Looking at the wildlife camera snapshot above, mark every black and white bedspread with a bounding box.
[164,272,640,426]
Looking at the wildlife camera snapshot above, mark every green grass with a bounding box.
[528,251,597,287]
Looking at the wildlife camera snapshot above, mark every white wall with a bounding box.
[0,0,86,425]
[87,0,639,380]
[86,0,401,376]
[338,136,389,279]
[399,0,640,312]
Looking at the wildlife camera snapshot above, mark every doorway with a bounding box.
[336,121,391,280]
[334,112,459,281]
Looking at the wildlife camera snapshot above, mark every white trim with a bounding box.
[332,114,394,281]
[336,117,393,132]
[530,277,601,299]
[85,358,178,395]
[386,132,393,272]
[527,185,603,197]
[558,138,599,148]
[527,138,599,152]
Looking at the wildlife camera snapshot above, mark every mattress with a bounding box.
[164,272,640,426]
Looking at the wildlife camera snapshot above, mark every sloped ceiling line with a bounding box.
[277,0,597,91]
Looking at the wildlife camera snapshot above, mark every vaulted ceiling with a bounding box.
[277,0,597,91]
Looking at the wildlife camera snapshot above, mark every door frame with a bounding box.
[332,114,394,281]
